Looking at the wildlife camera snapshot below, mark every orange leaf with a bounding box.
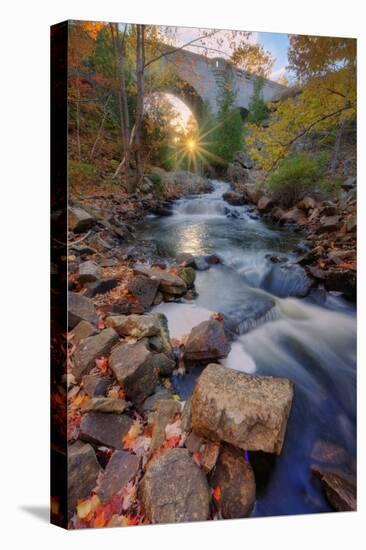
[93,510,107,528]
[165,435,180,448]
[97,318,106,330]
[213,485,222,502]
[95,357,109,373]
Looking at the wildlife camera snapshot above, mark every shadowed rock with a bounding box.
[96,451,140,503]
[79,412,133,449]
[73,328,119,380]
[68,292,98,329]
[211,444,256,518]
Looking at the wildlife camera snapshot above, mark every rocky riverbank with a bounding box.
[224,152,356,301]
[64,169,355,528]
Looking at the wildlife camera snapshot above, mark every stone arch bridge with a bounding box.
[151,47,286,120]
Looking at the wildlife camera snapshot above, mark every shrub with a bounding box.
[68,160,97,188]
[267,153,325,208]
[248,77,269,125]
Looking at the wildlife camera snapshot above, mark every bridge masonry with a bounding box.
[158,48,286,117]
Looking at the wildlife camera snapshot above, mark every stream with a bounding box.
[136,180,356,517]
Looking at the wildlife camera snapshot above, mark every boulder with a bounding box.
[279,207,306,225]
[181,397,192,432]
[211,444,256,518]
[184,320,231,362]
[133,267,187,296]
[324,269,356,299]
[150,399,182,454]
[73,328,119,380]
[71,320,98,345]
[191,364,294,454]
[140,448,210,523]
[78,261,102,285]
[68,292,98,329]
[84,277,119,298]
[99,300,144,316]
[79,412,133,449]
[199,440,220,473]
[257,196,273,213]
[127,275,160,307]
[227,162,249,184]
[151,353,176,376]
[109,340,158,405]
[81,397,127,414]
[96,450,140,503]
[82,374,112,397]
[68,441,101,518]
[68,206,96,233]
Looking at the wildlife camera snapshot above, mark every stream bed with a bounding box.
[136,180,356,517]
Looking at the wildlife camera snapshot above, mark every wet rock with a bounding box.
[84,277,119,298]
[191,364,294,454]
[141,388,173,413]
[184,320,231,362]
[140,448,210,523]
[206,254,221,265]
[68,206,96,233]
[82,374,112,397]
[96,450,140,503]
[317,215,341,234]
[270,206,286,222]
[151,353,176,376]
[134,267,187,296]
[68,291,98,329]
[313,470,356,511]
[73,328,119,380]
[193,256,210,271]
[127,275,160,307]
[68,441,101,518]
[176,266,196,287]
[225,294,276,335]
[79,412,133,449]
[150,399,182,453]
[82,397,128,414]
[78,261,102,285]
[71,320,98,345]
[257,196,273,213]
[262,263,313,298]
[211,444,256,518]
[222,191,246,206]
[109,340,158,405]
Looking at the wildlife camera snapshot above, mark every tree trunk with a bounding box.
[135,24,145,188]
[330,117,345,175]
[110,23,131,190]
[89,95,110,159]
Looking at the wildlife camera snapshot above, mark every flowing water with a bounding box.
[136,180,356,517]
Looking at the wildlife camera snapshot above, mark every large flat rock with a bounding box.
[140,448,210,523]
[133,267,187,296]
[79,412,133,449]
[191,364,294,454]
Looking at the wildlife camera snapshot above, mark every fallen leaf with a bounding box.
[95,356,109,374]
[213,485,221,502]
